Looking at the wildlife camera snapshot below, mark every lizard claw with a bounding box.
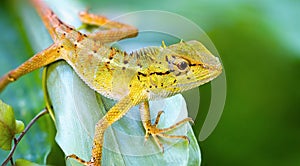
[144,111,193,153]
[66,154,94,166]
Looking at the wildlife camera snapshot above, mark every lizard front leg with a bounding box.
[139,101,193,153]
[67,93,146,166]
[79,11,138,42]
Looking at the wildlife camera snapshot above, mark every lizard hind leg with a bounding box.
[140,102,194,153]
[78,11,138,43]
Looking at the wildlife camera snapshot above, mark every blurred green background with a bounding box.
[0,0,300,165]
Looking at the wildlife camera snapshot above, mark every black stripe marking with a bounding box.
[138,70,171,77]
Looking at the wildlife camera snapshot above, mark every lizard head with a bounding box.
[133,40,222,99]
[166,40,222,91]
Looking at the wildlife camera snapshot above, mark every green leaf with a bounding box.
[15,120,25,134]
[0,100,24,150]
[0,1,56,163]
[15,159,43,166]
[46,61,201,165]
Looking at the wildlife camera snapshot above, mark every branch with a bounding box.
[2,108,49,166]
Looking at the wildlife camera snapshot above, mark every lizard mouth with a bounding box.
[194,55,223,86]
[175,63,222,91]
[197,67,222,84]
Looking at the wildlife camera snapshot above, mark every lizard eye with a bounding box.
[176,60,189,71]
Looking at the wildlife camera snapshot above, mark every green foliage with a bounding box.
[0,1,56,164]
[15,159,42,166]
[0,100,24,150]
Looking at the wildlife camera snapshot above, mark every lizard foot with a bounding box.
[144,111,194,153]
[66,154,95,166]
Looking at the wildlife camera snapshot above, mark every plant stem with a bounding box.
[9,157,13,166]
[2,108,49,166]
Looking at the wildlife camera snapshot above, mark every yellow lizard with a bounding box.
[0,0,222,165]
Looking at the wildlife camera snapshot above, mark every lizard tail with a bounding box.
[30,0,75,41]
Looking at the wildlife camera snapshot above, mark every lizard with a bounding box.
[0,0,222,165]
